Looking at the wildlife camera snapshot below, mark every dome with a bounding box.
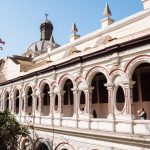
[25,40,50,58]
[24,15,54,58]
[27,40,49,52]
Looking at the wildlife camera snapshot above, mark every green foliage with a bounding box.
[0,110,29,150]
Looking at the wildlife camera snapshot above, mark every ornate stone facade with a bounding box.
[0,1,150,150]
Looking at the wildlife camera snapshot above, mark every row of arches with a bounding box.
[1,61,150,119]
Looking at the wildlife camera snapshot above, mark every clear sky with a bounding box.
[0,0,143,58]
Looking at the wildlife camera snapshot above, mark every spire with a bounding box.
[40,14,53,41]
[35,44,38,51]
[103,3,112,17]
[100,3,114,29]
[71,22,78,34]
[48,35,58,51]
[49,35,55,44]
[69,22,80,42]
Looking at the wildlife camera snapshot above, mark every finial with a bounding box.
[45,13,48,21]
[48,35,58,51]
[71,22,78,34]
[103,3,112,17]
[35,44,38,51]
[101,3,114,28]
[50,35,55,44]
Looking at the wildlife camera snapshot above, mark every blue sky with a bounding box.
[0,0,143,58]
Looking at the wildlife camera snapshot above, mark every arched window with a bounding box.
[5,92,9,110]
[43,84,50,106]
[55,94,58,111]
[132,63,150,119]
[64,79,73,105]
[80,91,85,104]
[27,87,32,106]
[91,73,108,104]
[63,79,74,117]
[15,90,19,114]
[36,142,49,150]
[116,86,125,111]
[91,72,108,118]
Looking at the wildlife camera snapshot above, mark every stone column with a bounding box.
[0,94,4,111]
[35,89,41,116]
[72,87,78,117]
[122,81,135,119]
[49,91,54,116]
[105,83,115,119]
[37,94,42,116]
[9,94,14,114]
[84,86,93,118]
[54,90,65,126]
[72,87,78,128]
[48,91,54,126]
[31,92,36,116]
[18,95,22,115]
[121,81,135,134]
[23,95,27,115]
[56,90,65,116]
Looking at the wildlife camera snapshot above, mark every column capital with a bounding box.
[83,86,94,93]
[71,87,78,92]
[121,80,136,88]
[21,92,26,98]
[55,90,65,95]
[105,82,115,89]
[35,89,41,96]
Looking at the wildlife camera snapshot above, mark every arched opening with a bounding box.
[132,63,150,119]
[14,89,20,114]
[116,86,125,111]
[91,73,108,118]
[63,79,74,117]
[21,139,30,150]
[54,94,58,111]
[42,83,50,116]
[36,142,49,150]
[4,92,9,111]
[80,91,85,111]
[26,87,33,115]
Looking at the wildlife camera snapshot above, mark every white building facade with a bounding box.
[0,1,150,150]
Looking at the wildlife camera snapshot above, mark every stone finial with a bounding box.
[48,35,57,51]
[69,22,80,42]
[71,22,78,34]
[35,44,38,51]
[141,0,150,9]
[103,3,112,17]
[101,3,114,29]
[49,35,55,44]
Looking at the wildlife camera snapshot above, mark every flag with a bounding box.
[0,38,5,45]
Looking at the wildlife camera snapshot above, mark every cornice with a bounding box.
[0,33,150,86]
